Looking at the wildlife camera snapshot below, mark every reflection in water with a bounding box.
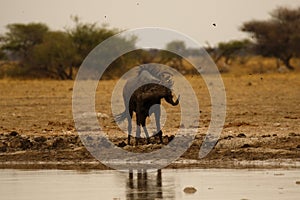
[126,169,173,200]
[1,169,300,200]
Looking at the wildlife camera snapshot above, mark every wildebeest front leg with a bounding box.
[154,106,163,143]
[135,102,142,145]
[142,126,150,144]
[127,117,132,145]
[136,113,150,145]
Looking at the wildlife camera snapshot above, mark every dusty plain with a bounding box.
[0,72,299,169]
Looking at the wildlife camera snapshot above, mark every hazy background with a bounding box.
[1,0,299,47]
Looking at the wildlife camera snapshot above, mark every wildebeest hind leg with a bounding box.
[154,107,163,143]
[158,130,163,144]
[142,126,150,144]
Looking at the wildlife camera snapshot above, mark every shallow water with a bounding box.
[0,168,300,200]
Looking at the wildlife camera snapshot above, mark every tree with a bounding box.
[0,17,142,79]
[67,16,119,68]
[0,49,6,60]
[217,39,252,64]
[29,31,77,79]
[159,40,186,72]
[0,23,49,62]
[166,40,186,54]
[97,35,138,78]
[241,6,300,70]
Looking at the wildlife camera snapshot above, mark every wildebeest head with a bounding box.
[140,84,180,106]
[162,86,180,106]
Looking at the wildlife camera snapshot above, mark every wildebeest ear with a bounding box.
[160,72,172,79]
[159,72,173,87]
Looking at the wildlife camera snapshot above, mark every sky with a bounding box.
[0,0,299,47]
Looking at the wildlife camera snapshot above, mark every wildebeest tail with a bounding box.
[114,111,127,123]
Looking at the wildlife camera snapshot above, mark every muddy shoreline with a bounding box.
[0,131,299,170]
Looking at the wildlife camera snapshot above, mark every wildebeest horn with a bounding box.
[167,92,180,106]
[174,94,180,105]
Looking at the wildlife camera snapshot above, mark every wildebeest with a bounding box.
[115,66,180,145]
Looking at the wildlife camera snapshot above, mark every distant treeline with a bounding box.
[0,6,299,79]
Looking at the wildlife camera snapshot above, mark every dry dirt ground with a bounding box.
[0,72,299,170]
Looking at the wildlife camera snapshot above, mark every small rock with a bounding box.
[296,145,300,149]
[123,145,132,151]
[118,141,127,148]
[97,112,109,119]
[73,146,85,151]
[45,140,53,148]
[241,143,251,148]
[9,131,19,137]
[151,144,162,149]
[0,141,7,152]
[67,135,78,144]
[273,123,281,127]
[288,132,298,137]
[20,137,32,150]
[34,136,47,143]
[262,134,271,138]
[8,138,22,149]
[237,133,246,138]
[76,137,83,146]
[296,181,300,185]
[52,137,66,148]
[183,186,197,194]
[272,134,277,137]
[224,135,234,140]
